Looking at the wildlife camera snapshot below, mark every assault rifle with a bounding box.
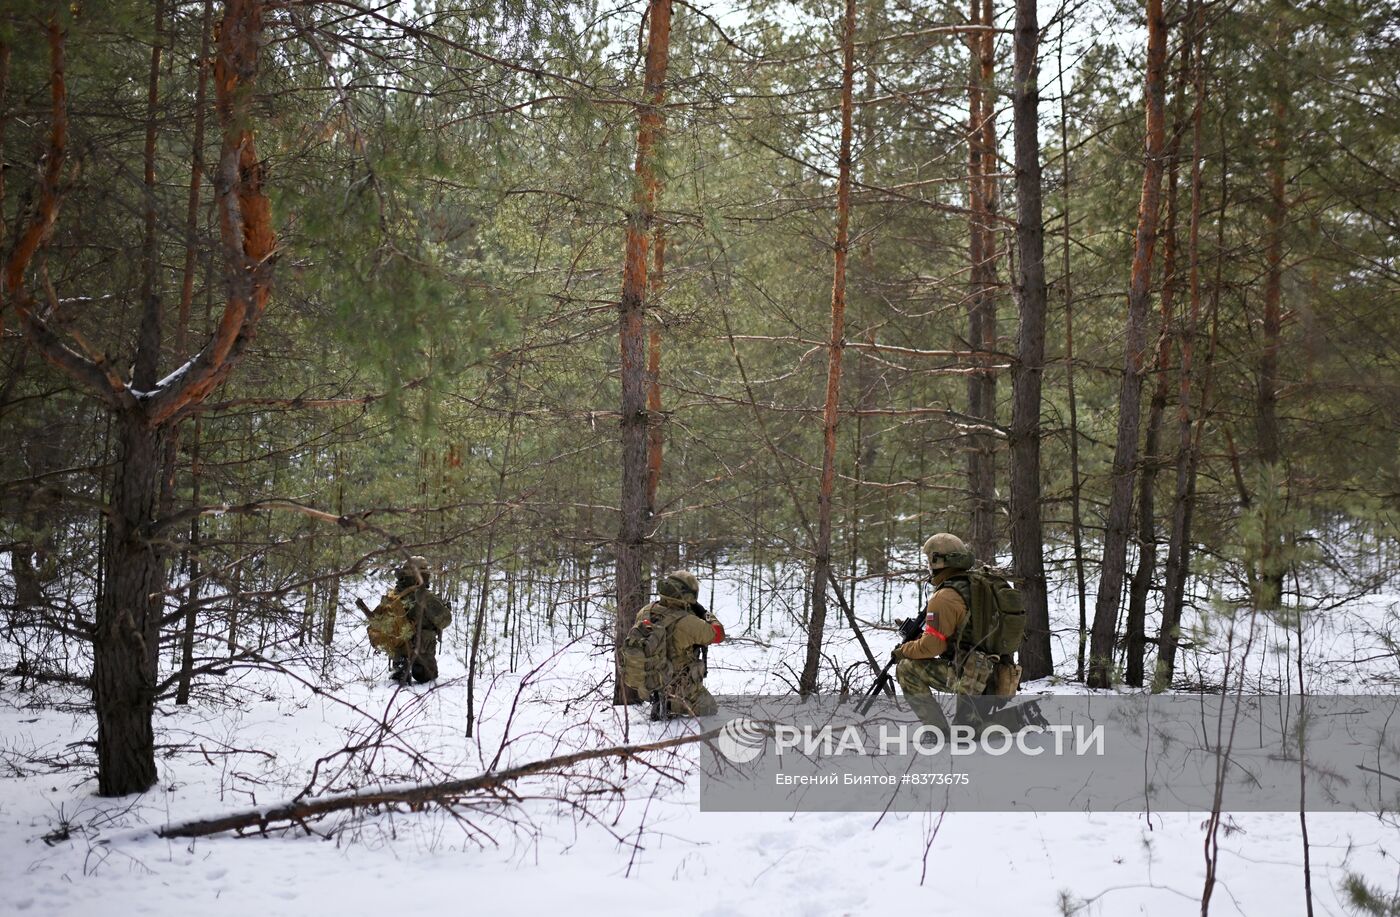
[855,615,920,716]
[692,600,712,667]
[857,612,1050,731]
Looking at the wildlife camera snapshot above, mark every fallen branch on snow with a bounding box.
[156,727,720,839]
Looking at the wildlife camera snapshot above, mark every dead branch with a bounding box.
[157,727,719,838]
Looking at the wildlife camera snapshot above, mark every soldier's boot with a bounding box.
[951,694,987,735]
[980,699,1049,733]
[649,691,668,722]
[389,657,409,684]
[904,691,952,734]
[688,685,719,718]
[410,654,438,684]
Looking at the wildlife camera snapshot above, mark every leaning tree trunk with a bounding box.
[798,0,857,697]
[1086,0,1168,689]
[1008,0,1051,680]
[614,0,672,704]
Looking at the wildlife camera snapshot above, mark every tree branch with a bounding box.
[157,728,719,838]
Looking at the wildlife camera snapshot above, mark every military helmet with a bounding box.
[922,533,974,573]
[658,569,700,600]
[397,555,431,582]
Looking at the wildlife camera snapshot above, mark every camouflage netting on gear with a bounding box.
[367,589,413,655]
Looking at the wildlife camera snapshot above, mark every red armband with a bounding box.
[712,622,725,643]
[924,623,947,642]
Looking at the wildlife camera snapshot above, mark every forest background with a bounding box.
[1,0,1398,806]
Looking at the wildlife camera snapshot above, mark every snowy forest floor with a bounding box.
[3,569,1400,916]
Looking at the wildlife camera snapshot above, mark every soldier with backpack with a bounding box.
[368,555,452,685]
[892,533,1027,732]
[621,570,726,720]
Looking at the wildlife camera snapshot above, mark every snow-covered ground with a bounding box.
[3,566,1399,916]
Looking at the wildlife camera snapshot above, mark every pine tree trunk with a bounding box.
[615,0,672,704]
[1256,21,1289,609]
[646,229,666,569]
[965,0,999,563]
[1055,26,1089,682]
[1086,0,1168,689]
[1009,0,1051,680]
[174,425,201,705]
[9,0,273,793]
[1157,16,1211,691]
[1125,84,1184,686]
[95,416,168,795]
[798,0,856,697]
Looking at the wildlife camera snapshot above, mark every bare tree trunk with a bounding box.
[1157,15,1215,691]
[98,13,175,791]
[95,416,167,794]
[798,0,856,697]
[174,416,202,704]
[171,0,212,706]
[1124,197,1175,687]
[848,0,884,612]
[1008,0,1050,680]
[1086,0,1168,689]
[1125,58,1187,686]
[646,227,666,574]
[1295,586,1315,917]
[614,0,672,704]
[468,401,521,735]
[0,40,8,266]
[965,0,999,563]
[134,0,167,397]
[1255,18,1290,610]
[321,453,343,655]
[1055,25,1089,682]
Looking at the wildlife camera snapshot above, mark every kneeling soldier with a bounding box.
[635,570,725,719]
[892,533,994,732]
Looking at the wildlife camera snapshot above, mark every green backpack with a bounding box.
[944,566,1027,658]
[621,606,676,695]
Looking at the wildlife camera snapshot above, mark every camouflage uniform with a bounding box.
[635,573,725,718]
[390,561,451,684]
[894,541,995,732]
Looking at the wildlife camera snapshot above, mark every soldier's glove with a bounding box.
[898,616,923,643]
[891,646,907,662]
